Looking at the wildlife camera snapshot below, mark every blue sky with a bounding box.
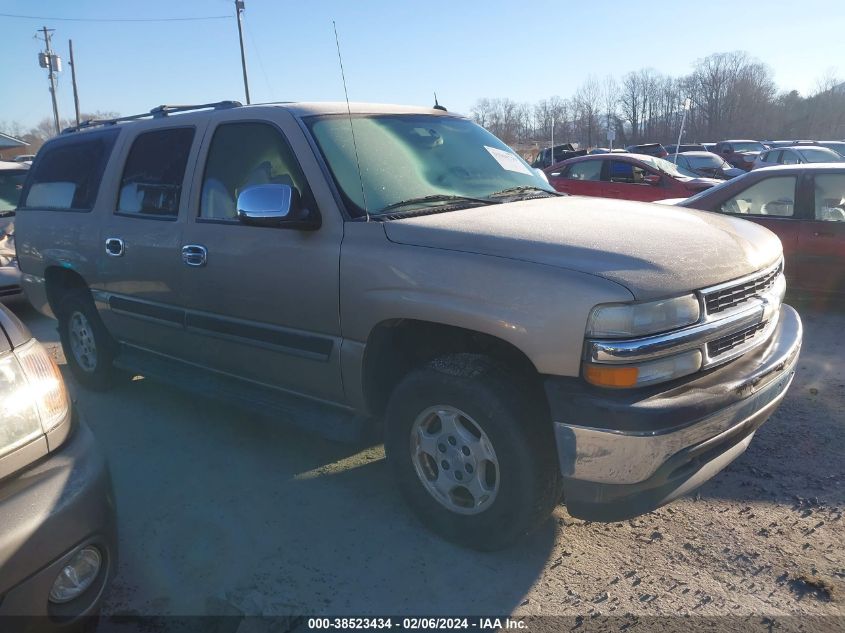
[1,0,843,129]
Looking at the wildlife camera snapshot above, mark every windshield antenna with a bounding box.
[333,21,369,221]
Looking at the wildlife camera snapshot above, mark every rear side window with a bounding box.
[566,160,602,181]
[719,176,796,217]
[21,131,118,211]
[118,127,195,217]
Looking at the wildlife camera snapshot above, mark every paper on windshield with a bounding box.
[484,146,532,175]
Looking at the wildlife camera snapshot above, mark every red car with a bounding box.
[545,153,721,202]
[671,164,845,296]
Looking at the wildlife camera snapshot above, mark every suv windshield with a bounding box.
[732,141,766,152]
[307,114,555,217]
[0,170,28,216]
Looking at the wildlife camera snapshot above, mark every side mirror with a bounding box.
[643,174,662,185]
[236,184,320,230]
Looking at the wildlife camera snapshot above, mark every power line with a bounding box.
[1,12,230,23]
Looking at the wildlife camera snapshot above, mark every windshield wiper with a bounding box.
[486,186,562,199]
[378,194,496,213]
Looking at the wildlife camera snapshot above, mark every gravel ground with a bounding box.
[12,297,845,631]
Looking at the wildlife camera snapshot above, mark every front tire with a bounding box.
[384,354,561,550]
[57,290,116,390]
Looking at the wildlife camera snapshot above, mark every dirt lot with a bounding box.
[12,297,845,630]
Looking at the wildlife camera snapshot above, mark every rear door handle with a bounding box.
[105,237,124,257]
[181,244,208,267]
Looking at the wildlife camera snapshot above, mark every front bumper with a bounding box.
[0,415,117,627]
[0,265,25,305]
[546,304,802,521]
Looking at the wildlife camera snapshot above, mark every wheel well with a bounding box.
[44,267,90,316]
[362,319,542,418]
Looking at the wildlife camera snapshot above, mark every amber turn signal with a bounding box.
[583,364,639,388]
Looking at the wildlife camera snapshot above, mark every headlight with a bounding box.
[586,294,701,338]
[0,340,70,459]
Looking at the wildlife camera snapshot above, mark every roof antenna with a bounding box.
[433,92,447,112]
[333,21,369,221]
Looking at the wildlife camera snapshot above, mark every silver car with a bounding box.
[753,145,844,169]
[0,161,28,305]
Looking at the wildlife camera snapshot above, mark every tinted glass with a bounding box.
[687,155,723,169]
[608,161,645,184]
[200,122,313,221]
[567,160,603,181]
[732,142,766,152]
[0,170,27,214]
[719,176,797,217]
[814,174,845,222]
[118,128,195,216]
[21,130,118,211]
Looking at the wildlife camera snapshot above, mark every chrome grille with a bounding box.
[704,263,783,315]
[707,321,768,358]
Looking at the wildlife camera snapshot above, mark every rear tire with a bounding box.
[57,290,116,390]
[384,353,561,550]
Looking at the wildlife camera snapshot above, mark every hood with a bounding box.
[677,176,722,190]
[383,197,782,301]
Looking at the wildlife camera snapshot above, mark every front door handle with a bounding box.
[105,237,124,257]
[181,244,208,267]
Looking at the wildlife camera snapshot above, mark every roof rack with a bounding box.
[61,100,243,134]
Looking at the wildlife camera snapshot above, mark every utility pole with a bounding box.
[68,39,81,127]
[37,26,62,135]
[234,0,251,104]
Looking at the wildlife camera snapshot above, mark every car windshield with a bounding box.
[307,114,555,218]
[638,155,698,178]
[797,147,843,163]
[732,142,766,152]
[0,171,28,215]
[686,155,725,169]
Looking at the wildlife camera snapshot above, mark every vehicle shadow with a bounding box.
[76,376,557,618]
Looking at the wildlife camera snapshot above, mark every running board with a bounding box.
[113,346,371,443]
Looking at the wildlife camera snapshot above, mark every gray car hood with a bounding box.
[383,196,782,300]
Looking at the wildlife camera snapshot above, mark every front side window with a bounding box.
[21,130,118,211]
[719,176,797,217]
[118,128,195,217]
[307,114,553,218]
[200,122,313,221]
[567,160,602,181]
[780,150,800,165]
[608,160,646,184]
[814,174,845,222]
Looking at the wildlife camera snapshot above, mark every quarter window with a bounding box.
[21,131,118,211]
[814,174,845,222]
[200,122,313,221]
[118,128,195,217]
[719,176,797,217]
[566,160,602,181]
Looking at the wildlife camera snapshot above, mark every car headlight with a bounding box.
[0,340,70,459]
[586,294,701,338]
